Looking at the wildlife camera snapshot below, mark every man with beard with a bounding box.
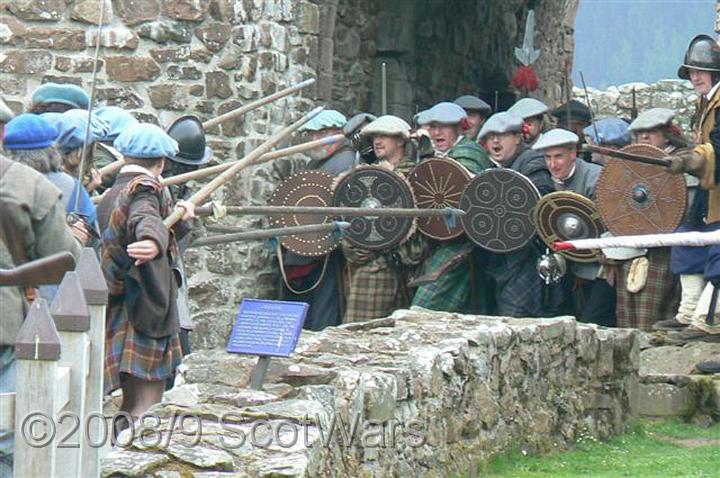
[532,128,615,326]
[412,102,494,313]
[454,95,492,143]
[343,115,427,322]
[279,110,354,330]
[508,97,549,147]
[479,112,561,317]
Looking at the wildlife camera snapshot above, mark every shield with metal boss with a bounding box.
[596,144,686,236]
[332,165,415,250]
[533,191,605,263]
[268,170,338,257]
[407,157,471,240]
[460,168,540,252]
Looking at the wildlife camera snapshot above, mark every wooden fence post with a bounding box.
[13,299,61,478]
[50,271,91,477]
[76,248,108,478]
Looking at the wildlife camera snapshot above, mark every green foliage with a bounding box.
[477,419,720,477]
[572,0,716,88]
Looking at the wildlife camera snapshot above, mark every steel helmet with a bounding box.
[678,34,720,80]
[166,115,213,165]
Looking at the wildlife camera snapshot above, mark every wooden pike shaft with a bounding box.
[162,134,345,186]
[203,78,316,130]
[98,158,124,177]
[163,106,325,229]
[195,205,466,218]
[587,145,671,167]
[189,221,348,247]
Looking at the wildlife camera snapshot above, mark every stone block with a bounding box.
[189,47,213,63]
[233,24,259,52]
[0,49,53,74]
[206,71,233,99]
[114,0,160,26]
[148,83,188,110]
[0,14,26,45]
[0,77,26,96]
[105,56,161,82]
[218,44,244,70]
[23,28,86,50]
[55,56,102,73]
[162,0,209,22]
[95,87,144,108]
[297,0,320,33]
[150,46,190,63]
[42,75,82,86]
[166,65,202,80]
[87,26,139,50]
[194,23,231,52]
[71,0,113,24]
[637,382,693,417]
[7,0,65,21]
[137,20,192,43]
[132,111,159,125]
[209,0,236,23]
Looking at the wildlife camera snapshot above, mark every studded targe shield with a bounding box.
[268,170,338,256]
[332,165,415,250]
[533,191,605,262]
[596,144,686,236]
[460,168,540,252]
[407,157,471,240]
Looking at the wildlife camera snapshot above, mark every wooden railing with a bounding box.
[0,248,108,478]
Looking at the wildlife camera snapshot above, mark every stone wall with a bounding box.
[572,80,698,133]
[101,310,640,477]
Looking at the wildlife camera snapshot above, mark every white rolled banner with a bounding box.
[554,230,720,251]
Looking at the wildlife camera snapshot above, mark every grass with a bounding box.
[478,419,720,478]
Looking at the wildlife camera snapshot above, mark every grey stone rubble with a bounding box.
[102,308,639,477]
[572,79,697,132]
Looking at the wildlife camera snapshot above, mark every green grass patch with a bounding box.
[479,419,720,478]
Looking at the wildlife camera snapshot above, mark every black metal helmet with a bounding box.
[678,34,720,80]
[166,115,213,166]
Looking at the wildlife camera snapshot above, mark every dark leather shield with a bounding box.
[533,191,605,263]
[268,170,338,257]
[596,144,686,236]
[407,157,471,240]
[332,165,415,250]
[460,168,540,252]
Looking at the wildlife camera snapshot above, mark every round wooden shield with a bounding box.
[596,144,686,236]
[332,165,415,250]
[268,170,338,257]
[460,168,540,252]
[533,191,605,263]
[407,157,471,240]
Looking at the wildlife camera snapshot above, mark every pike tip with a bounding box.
[295,78,317,88]
[553,242,575,251]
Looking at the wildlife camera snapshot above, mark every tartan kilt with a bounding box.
[104,301,183,394]
[412,241,470,313]
[344,259,399,323]
[615,248,679,331]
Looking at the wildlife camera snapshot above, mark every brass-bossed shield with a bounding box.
[460,168,540,252]
[596,144,687,236]
[332,165,415,250]
[407,157,471,240]
[533,191,605,263]
[268,170,338,257]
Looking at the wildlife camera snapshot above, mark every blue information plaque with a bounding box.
[226,299,308,357]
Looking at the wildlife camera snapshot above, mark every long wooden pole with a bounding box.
[203,78,316,130]
[586,145,671,167]
[163,106,324,229]
[161,134,345,186]
[189,221,349,248]
[195,205,466,218]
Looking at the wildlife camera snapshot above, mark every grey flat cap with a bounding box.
[454,95,491,113]
[532,128,578,150]
[361,115,411,140]
[507,98,549,119]
[416,102,467,125]
[628,108,675,131]
[478,112,524,140]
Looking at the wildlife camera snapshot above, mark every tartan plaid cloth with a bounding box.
[104,301,183,393]
[447,137,494,174]
[412,240,473,312]
[615,247,680,331]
